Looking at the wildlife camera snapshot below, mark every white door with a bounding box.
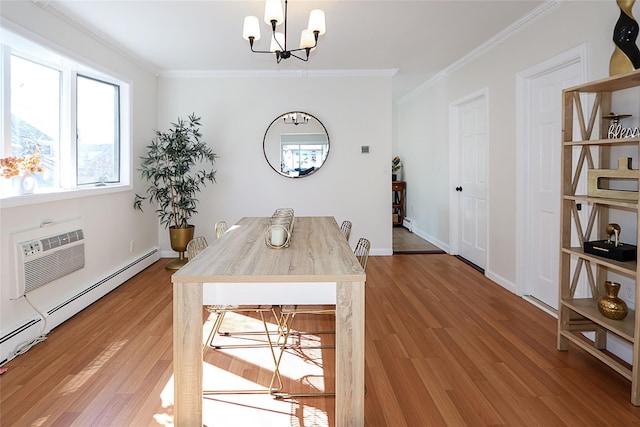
[457,95,487,269]
[524,60,583,309]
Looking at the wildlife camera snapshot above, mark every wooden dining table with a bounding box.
[171,216,366,426]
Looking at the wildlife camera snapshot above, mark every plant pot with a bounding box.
[166,225,195,270]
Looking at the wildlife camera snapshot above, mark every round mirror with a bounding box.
[263,111,330,178]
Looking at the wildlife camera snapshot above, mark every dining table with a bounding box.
[171,216,366,426]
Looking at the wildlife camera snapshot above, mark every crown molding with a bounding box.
[159,68,399,79]
[397,0,567,105]
[33,0,161,75]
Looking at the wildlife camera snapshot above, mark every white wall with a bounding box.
[396,1,633,289]
[156,73,393,255]
[0,2,159,363]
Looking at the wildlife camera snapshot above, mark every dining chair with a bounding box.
[186,236,208,261]
[340,220,352,242]
[207,219,278,349]
[270,237,370,397]
[187,236,283,394]
[214,220,227,239]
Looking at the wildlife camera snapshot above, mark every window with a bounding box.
[10,55,61,188]
[76,75,120,185]
[2,28,130,198]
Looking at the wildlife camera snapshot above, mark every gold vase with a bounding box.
[166,225,195,270]
[598,281,629,320]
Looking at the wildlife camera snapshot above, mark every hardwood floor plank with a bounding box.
[2,254,640,426]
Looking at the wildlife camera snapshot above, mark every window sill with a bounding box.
[0,183,132,209]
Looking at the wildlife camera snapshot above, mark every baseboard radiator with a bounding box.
[12,221,85,299]
[0,247,159,365]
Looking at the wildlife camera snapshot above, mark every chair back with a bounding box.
[214,221,228,239]
[187,236,208,261]
[354,237,371,271]
[340,220,352,241]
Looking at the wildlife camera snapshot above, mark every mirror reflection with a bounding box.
[263,111,329,178]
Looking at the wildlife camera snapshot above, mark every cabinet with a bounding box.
[558,70,640,405]
[392,181,405,226]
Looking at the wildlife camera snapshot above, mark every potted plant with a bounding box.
[392,156,402,181]
[134,114,217,269]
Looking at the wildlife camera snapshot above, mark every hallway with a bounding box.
[393,226,444,254]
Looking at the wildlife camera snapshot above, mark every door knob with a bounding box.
[455,186,463,192]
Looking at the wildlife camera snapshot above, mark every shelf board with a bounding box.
[558,328,633,380]
[564,69,640,93]
[561,298,635,342]
[562,247,637,275]
[563,137,640,146]
[562,194,639,209]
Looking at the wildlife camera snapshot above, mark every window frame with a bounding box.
[0,26,132,207]
[76,73,122,186]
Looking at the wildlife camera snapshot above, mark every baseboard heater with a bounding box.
[0,248,159,365]
[47,248,158,315]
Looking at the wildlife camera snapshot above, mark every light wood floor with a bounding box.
[393,226,444,254]
[2,254,640,426]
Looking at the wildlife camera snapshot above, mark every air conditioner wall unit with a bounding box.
[12,220,85,300]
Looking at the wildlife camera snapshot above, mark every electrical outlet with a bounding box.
[620,284,635,303]
[129,240,135,253]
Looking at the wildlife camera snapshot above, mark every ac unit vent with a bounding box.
[12,223,85,299]
[23,243,85,294]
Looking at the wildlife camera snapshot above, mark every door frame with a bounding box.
[449,88,489,270]
[515,44,588,309]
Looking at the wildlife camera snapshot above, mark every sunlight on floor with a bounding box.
[32,416,51,426]
[58,340,127,395]
[152,311,333,426]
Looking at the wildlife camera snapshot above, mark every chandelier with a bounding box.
[242,0,326,63]
[283,112,309,125]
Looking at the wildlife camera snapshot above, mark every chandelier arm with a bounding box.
[248,37,273,54]
[286,45,316,54]
[286,30,319,55]
[249,45,275,54]
[289,51,310,61]
[271,29,285,53]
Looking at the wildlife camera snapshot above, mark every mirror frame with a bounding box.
[263,111,330,178]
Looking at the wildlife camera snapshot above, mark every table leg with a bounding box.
[173,281,203,426]
[335,280,365,427]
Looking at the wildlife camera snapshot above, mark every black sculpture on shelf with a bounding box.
[584,223,637,262]
[610,0,640,75]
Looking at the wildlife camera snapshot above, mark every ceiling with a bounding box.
[40,0,547,101]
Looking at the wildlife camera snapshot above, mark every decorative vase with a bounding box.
[166,225,195,270]
[598,281,629,320]
[610,0,640,75]
[12,172,37,195]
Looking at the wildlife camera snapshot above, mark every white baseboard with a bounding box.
[485,269,516,295]
[410,223,449,253]
[0,248,160,365]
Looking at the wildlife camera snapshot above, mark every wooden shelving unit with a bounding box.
[558,70,640,405]
[392,181,405,226]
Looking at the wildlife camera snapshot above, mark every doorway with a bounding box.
[516,44,587,311]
